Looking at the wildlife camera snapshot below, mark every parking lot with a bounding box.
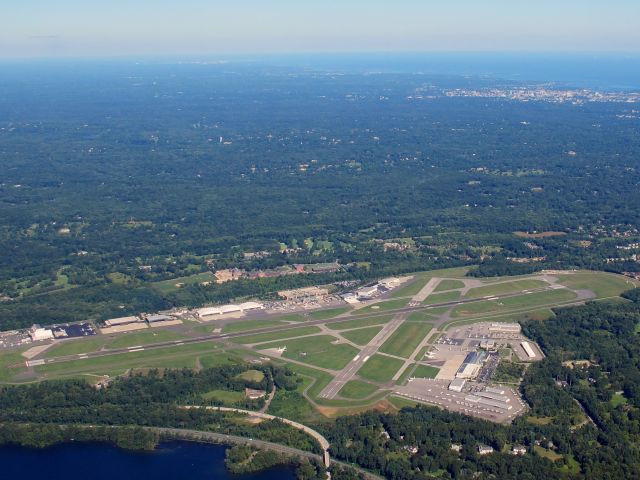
[394,378,527,424]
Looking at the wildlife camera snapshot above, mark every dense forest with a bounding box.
[1,62,639,327]
[0,364,319,454]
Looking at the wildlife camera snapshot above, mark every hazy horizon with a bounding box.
[1,0,639,58]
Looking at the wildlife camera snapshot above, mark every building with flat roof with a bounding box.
[448,378,466,392]
[29,327,54,342]
[146,314,173,323]
[521,341,536,358]
[104,316,142,327]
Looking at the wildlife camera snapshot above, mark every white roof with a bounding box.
[105,316,140,325]
[220,305,241,314]
[198,307,223,317]
[239,301,263,310]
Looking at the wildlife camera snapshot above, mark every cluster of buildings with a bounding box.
[341,277,407,304]
[29,322,97,342]
[277,287,330,301]
[100,313,182,334]
[213,262,342,284]
[197,302,263,320]
[443,87,640,105]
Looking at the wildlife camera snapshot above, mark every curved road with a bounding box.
[182,405,331,467]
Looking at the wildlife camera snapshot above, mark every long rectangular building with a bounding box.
[521,341,536,358]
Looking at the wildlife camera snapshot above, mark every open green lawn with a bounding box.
[308,307,351,320]
[452,289,577,317]
[357,354,404,382]
[236,369,265,383]
[555,271,639,298]
[339,326,383,345]
[389,277,431,298]
[610,392,628,408]
[388,396,420,410]
[422,290,461,305]
[356,298,409,314]
[433,279,465,292]
[379,323,432,358]
[259,335,359,370]
[222,319,288,333]
[152,272,216,294]
[35,342,226,378]
[412,364,440,379]
[407,311,435,322]
[45,337,108,358]
[201,389,245,404]
[328,314,393,331]
[198,353,241,369]
[464,279,547,299]
[234,326,322,344]
[107,330,187,349]
[338,380,379,399]
[0,350,27,382]
[534,446,563,462]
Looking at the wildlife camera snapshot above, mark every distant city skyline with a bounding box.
[1,0,639,58]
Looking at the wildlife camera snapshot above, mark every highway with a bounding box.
[27,285,566,368]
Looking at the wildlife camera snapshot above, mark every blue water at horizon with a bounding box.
[0,442,295,480]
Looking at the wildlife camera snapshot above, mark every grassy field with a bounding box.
[45,337,108,358]
[0,350,27,382]
[34,342,227,378]
[152,272,216,294]
[610,392,628,408]
[407,311,435,322]
[379,323,432,358]
[412,364,440,379]
[555,271,638,298]
[222,319,287,334]
[389,277,431,298]
[339,326,383,345]
[236,369,265,382]
[201,389,245,404]
[107,330,187,349]
[308,307,351,320]
[357,354,404,382]
[388,395,421,410]
[328,314,393,331]
[199,352,242,369]
[259,335,359,370]
[433,279,465,292]
[234,326,322,344]
[464,279,547,298]
[422,290,461,305]
[356,298,409,314]
[339,380,379,399]
[452,289,577,317]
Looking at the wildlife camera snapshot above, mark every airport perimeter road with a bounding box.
[318,313,408,399]
[28,285,579,368]
[182,405,331,466]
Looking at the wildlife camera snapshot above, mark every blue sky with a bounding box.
[1,0,639,58]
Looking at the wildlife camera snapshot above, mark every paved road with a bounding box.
[26,284,580,368]
[182,405,331,466]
